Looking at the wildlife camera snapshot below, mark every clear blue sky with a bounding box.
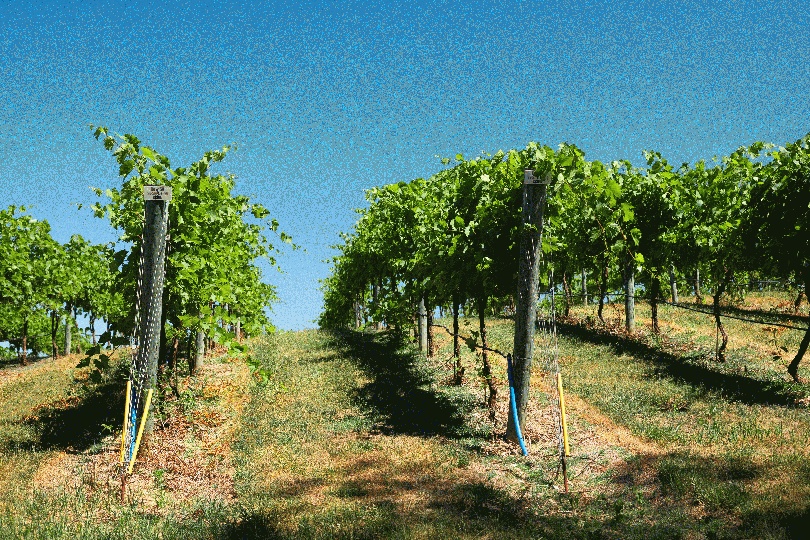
[1,0,808,330]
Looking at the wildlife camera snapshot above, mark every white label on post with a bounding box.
[524,170,551,185]
[144,185,173,201]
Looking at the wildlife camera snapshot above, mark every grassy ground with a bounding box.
[1,291,809,538]
[0,351,248,539]
[551,292,810,538]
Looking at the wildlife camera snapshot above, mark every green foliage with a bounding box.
[675,143,768,291]
[745,133,810,284]
[321,132,810,348]
[0,206,61,362]
[63,236,125,330]
[320,142,586,329]
[89,126,290,358]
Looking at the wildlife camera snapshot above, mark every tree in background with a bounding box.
[0,206,61,364]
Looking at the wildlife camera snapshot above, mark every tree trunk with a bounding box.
[427,307,435,359]
[90,314,97,346]
[452,293,462,385]
[77,322,83,354]
[372,282,381,330]
[478,298,497,420]
[193,328,205,375]
[170,336,178,372]
[185,334,194,374]
[64,304,73,355]
[169,335,180,397]
[581,270,588,306]
[50,310,59,358]
[713,269,731,362]
[562,271,572,317]
[787,272,810,382]
[669,265,678,304]
[598,262,608,323]
[21,318,28,366]
[695,268,703,304]
[625,261,635,333]
[788,327,810,383]
[794,288,804,314]
[205,302,214,354]
[651,274,661,334]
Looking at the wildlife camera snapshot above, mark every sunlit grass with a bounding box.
[553,293,810,536]
[0,352,250,539]
[2,293,809,539]
[232,329,546,539]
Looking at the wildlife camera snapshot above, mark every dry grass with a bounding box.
[3,295,810,538]
[0,349,253,537]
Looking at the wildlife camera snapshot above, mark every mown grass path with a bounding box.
[226,314,810,539]
[230,330,552,539]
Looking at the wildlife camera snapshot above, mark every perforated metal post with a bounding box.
[133,185,171,436]
[507,170,547,443]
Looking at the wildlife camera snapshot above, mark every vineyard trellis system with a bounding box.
[320,131,810,463]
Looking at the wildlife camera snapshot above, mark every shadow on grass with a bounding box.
[741,507,810,540]
[710,303,809,328]
[557,320,802,407]
[218,471,734,540]
[17,375,125,453]
[219,479,580,540]
[324,330,476,439]
[221,329,803,540]
[0,353,55,370]
[610,449,810,540]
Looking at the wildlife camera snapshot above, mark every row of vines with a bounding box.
[320,133,810,384]
[0,127,289,377]
[0,210,119,364]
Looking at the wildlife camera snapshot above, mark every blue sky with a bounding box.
[1,0,808,330]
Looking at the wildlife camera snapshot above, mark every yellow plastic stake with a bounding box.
[556,372,571,457]
[127,388,153,474]
[119,381,132,464]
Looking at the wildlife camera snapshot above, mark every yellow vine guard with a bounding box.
[556,372,570,457]
[127,388,153,475]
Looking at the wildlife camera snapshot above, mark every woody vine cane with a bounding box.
[119,185,171,502]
